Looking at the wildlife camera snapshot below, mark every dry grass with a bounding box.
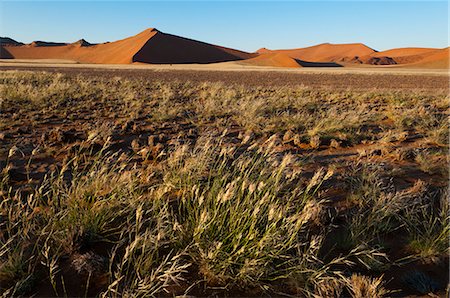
[0,70,448,297]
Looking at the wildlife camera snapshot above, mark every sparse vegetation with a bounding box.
[0,70,448,297]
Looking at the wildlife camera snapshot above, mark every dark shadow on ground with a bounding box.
[295,59,343,67]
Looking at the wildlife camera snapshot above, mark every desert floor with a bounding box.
[0,65,448,297]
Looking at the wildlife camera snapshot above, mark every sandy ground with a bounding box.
[0,59,448,76]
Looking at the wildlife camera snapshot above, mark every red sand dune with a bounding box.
[340,55,397,65]
[260,43,376,63]
[1,29,448,68]
[372,47,438,58]
[0,37,24,46]
[402,48,449,68]
[370,47,449,67]
[241,52,301,68]
[255,43,449,68]
[1,28,255,64]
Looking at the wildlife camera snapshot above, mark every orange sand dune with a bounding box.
[132,31,254,64]
[402,48,449,68]
[2,28,255,64]
[0,37,24,46]
[261,43,376,62]
[377,48,448,68]
[372,47,438,58]
[370,47,444,64]
[2,30,448,68]
[240,52,301,68]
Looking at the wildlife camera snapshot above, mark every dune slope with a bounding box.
[403,48,449,68]
[240,52,301,68]
[133,31,254,64]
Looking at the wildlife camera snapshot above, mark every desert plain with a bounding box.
[0,28,449,297]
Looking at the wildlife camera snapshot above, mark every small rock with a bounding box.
[293,134,303,147]
[131,139,141,151]
[330,139,340,149]
[148,135,157,147]
[282,130,294,143]
[121,120,134,132]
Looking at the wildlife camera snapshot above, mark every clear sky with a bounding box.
[0,1,448,52]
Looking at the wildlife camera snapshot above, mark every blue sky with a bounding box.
[1,1,448,52]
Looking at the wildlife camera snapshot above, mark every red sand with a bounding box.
[403,48,449,68]
[241,52,301,68]
[263,43,376,62]
[372,47,438,58]
[1,29,448,68]
[374,47,449,68]
[2,28,255,64]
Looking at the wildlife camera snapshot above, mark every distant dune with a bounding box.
[0,37,24,46]
[1,29,448,68]
[368,47,449,68]
[401,48,449,68]
[259,43,376,62]
[241,53,302,68]
[255,43,449,68]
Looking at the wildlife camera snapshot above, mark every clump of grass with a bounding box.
[103,202,190,297]
[180,151,317,287]
[346,274,389,298]
[338,164,436,271]
[155,141,381,295]
[313,278,344,298]
[403,190,449,264]
[401,270,441,294]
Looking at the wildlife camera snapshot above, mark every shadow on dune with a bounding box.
[0,46,13,59]
[295,59,343,67]
[133,32,253,64]
[31,41,68,47]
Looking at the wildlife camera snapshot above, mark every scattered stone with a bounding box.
[282,130,294,143]
[131,139,141,151]
[310,135,321,149]
[148,135,157,147]
[293,134,303,147]
[0,133,8,141]
[330,139,341,149]
[71,252,107,275]
[42,128,82,144]
[121,120,134,132]
[151,143,164,158]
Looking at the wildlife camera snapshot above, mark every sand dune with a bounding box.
[133,31,254,64]
[401,48,449,68]
[72,39,93,47]
[261,43,376,62]
[370,47,449,67]
[240,53,301,68]
[257,44,448,68]
[1,28,255,64]
[0,37,24,46]
[1,29,448,68]
[372,47,438,58]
